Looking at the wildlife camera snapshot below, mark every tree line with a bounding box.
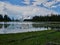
[1,14,60,22]
[0,14,11,21]
[24,14,60,22]
[0,14,19,22]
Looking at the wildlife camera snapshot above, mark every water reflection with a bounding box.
[32,23,60,30]
[4,24,10,28]
[0,22,60,34]
[0,24,3,28]
[0,24,10,29]
[50,26,60,30]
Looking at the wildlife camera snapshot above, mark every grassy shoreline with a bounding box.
[0,30,60,45]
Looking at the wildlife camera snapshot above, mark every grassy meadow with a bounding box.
[0,30,60,45]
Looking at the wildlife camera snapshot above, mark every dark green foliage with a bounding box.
[0,14,3,21]
[24,14,60,22]
[4,15,11,21]
[0,14,11,22]
[0,30,60,45]
[0,14,60,22]
[32,14,60,22]
[0,14,20,22]
[24,19,32,21]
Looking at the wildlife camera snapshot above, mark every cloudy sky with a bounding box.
[0,0,60,19]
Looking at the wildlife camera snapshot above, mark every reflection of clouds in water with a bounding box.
[6,23,33,29]
[0,22,60,34]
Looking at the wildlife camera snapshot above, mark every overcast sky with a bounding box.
[0,0,60,19]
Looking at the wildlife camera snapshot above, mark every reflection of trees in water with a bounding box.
[4,24,10,28]
[32,24,49,28]
[32,23,60,30]
[9,24,32,29]
[0,23,32,30]
[50,27,60,30]
[0,23,32,29]
[0,24,10,29]
[0,24,3,29]
[0,23,60,31]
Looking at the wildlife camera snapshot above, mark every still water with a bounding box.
[0,22,60,34]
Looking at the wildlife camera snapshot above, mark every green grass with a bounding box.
[0,30,60,45]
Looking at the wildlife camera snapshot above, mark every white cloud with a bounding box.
[23,0,60,8]
[56,0,60,2]
[43,0,60,8]
[0,2,5,15]
[23,0,30,5]
[24,0,47,6]
[0,1,58,19]
[32,0,47,6]
[43,1,57,8]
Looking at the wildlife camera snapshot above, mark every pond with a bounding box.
[0,22,60,34]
